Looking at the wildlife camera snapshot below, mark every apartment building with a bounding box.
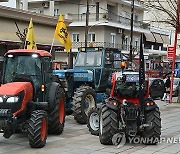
[2,0,171,65]
[12,1,150,61]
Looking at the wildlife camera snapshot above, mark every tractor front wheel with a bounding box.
[99,105,118,145]
[27,110,47,148]
[48,87,66,134]
[87,108,100,136]
[73,86,96,124]
[142,107,161,144]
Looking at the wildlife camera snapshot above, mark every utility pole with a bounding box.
[85,0,89,49]
[129,0,135,66]
[169,0,180,103]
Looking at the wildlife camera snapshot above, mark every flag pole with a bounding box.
[24,39,27,49]
[50,37,55,54]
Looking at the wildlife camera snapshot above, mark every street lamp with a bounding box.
[87,21,108,47]
[88,21,108,34]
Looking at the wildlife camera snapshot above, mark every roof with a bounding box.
[6,49,52,57]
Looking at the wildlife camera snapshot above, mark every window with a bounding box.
[88,33,96,42]
[54,9,59,17]
[124,36,129,49]
[111,33,116,48]
[134,15,138,22]
[72,34,80,42]
[135,38,139,50]
[96,2,99,21]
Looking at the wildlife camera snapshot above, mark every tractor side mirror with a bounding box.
[109,53,114,63]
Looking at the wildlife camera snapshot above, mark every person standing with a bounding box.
[162,76,171,101]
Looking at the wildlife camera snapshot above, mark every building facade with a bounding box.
[1,0,171,67]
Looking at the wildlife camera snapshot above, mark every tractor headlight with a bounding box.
[0,97,3,103]
[7,96,19,103]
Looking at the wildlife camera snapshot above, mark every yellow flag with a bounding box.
[26,18,37,50]
[54,14,72,52]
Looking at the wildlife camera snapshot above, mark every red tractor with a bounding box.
[0,49,65,148]
[88,35,161,145]
[98,71,161,145]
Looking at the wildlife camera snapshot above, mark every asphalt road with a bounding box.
[1,99,180,154]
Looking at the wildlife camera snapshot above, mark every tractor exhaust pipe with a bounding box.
[139,34,145,121]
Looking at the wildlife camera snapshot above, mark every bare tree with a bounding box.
[142,0,179,31]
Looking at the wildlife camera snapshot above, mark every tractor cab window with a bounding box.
[105,52,122,69]
[75,51,102,67]
[4,55,42,87]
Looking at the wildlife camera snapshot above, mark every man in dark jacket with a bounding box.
[162,76,171,101]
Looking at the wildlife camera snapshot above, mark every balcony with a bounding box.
[71,42,140,53]
[67,13,150,30]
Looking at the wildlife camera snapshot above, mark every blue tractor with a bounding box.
[54,47,123,124]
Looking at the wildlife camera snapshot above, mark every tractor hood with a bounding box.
[54,69,93,82]
[0,82,33,96]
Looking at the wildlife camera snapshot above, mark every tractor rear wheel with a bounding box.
[73,86,96,124]
[27,110,47,148]
[87,107,99,136]
[142,107,161,144]
[99,105,118,145]
[48,86,65,134]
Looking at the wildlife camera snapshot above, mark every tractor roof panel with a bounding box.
[6,49,52,57]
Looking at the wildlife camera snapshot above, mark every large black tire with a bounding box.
[73,86,96,124]
[27,110,47,148]
[48,85,66,134]
[142,107,161,144]
[87,108,99,136]
[99,105,119,145]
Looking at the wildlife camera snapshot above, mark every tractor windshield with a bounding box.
[75,51,102,67]
[4,55,41,83]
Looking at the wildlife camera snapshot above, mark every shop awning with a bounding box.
[144,33,156,42]
[152,33,164,44]
[161,34,170,44]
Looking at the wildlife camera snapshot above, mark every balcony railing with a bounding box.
[67,13,150,29]
[72,42,140,52]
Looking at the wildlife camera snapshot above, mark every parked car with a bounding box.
[173,78,180,96]
[149,78,165,99]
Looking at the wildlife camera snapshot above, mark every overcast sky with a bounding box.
[0,0,16,8]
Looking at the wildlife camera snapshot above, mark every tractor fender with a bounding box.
[144,98,158,111]
[48,82,61,110]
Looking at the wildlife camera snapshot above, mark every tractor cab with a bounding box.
[111,71,149,105]
[73,47,123,91]
[0,49,66,148]
[3,49,52,102]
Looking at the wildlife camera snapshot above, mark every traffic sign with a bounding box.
[167,46,174,60]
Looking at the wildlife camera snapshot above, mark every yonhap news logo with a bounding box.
[112,134,180,148]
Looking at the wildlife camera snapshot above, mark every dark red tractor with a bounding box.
[0,49,65,148]
[99,71,161,145]
[88,35,161,145]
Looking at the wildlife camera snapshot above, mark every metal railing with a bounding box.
[72,41,140,52]
[67,13,150,29]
